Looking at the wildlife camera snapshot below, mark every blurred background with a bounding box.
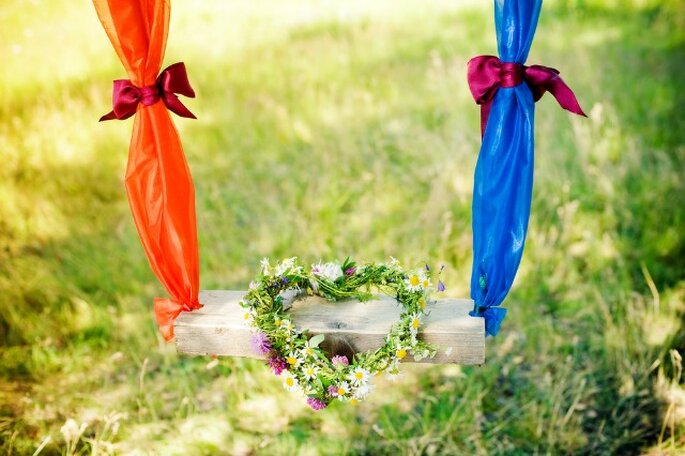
[1,0,684,454]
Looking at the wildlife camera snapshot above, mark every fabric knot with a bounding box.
[154,297,202,341]
[499,62,524,88]
[139,84,161,106]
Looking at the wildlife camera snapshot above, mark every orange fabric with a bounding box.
[153,297,191,341]
[94,0,201,340]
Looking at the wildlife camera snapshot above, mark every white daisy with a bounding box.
[301,364,319,381]
[405,271,430,292]
[353,382,374,400]
[409,313,421,334]
[285,351,302,368]
[241,308,256,325]
[300,343,318,359]
[282,371,299,392]
[348,367,370,386]
[335,381,350,400]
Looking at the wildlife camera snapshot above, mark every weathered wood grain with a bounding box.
[175,290,485,364]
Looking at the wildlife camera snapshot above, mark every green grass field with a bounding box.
[1,0,684,454]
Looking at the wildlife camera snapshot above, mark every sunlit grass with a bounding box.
[1,0,684,454]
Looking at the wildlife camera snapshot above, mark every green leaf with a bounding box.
[309,334,325,348]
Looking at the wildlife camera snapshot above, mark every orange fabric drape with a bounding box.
[93,0,201,340]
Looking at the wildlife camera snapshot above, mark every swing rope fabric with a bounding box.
[467,0,585,336]
[92,0,585,342]
[93,0,201,340]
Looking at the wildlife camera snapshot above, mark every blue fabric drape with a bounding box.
[469,0,543,336]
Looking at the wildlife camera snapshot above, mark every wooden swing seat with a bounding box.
[175,291,485,364]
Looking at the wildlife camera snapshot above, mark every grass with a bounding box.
[1,0,684,454]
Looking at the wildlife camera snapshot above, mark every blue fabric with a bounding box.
[469,0,543,336]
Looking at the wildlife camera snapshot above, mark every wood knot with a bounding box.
[327,321,348,329]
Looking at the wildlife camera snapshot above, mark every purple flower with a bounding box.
[425,264,430,271]
[267,356,288,375]
[307,397,327,410]
[251,332,272,355]
[345,267,356,276]
[327,385,339,397]
[281,276,289,284]
[437,280,446,292]
[331,355,349,367]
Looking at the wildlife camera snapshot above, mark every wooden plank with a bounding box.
[175,290,485,364]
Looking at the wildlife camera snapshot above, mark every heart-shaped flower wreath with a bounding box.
[240,257,445,410]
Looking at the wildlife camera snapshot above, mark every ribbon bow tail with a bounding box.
[99,111,119,122]
[157,62,197,119]
[524,65,587,117]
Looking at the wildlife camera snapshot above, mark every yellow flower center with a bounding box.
[306,348,314,356]
[412,318,420,329]
[337,387,346,396]
[349,399,359,405]
[355,371,364,380]
[243,313,250,320]
[397,349,407,359]
[419,298,426,310]
[286,377,294,387]
[422,279,429,288]
[409,275,420,286]
[287,357,297,365]
[307,368,314,376]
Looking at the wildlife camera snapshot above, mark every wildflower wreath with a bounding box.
[240,257,445,410]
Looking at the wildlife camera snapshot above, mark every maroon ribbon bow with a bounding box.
[100,62,196,121]
[467,55,586,137]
